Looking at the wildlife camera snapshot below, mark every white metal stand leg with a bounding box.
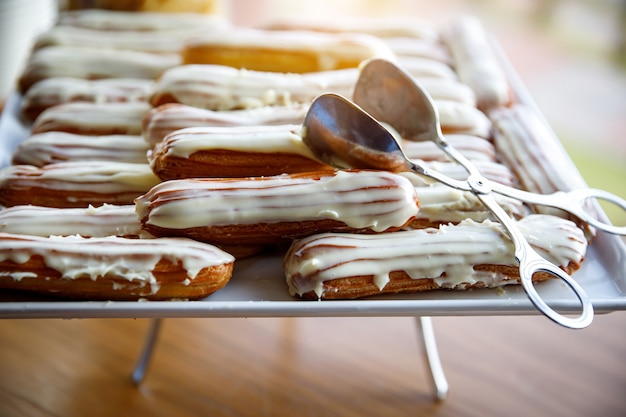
[415,316,449,401]
[131,318,163,385]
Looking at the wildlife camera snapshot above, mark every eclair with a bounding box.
[285,215,587,299]
[442,17,513,111]
[143,103,309,146]
[18,46,180,93]
[21,77,153,121]
[150,64,356,110]
[31,102,151,136]
[0,161,161,208]
[181,28,395,73]
[149,125,330,180]
[57,9,228,31]
[135,170,420,246]
[0,233,234,300]
[0,204,145,238]
[12,132,150,166]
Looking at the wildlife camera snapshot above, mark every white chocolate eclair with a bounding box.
[0,204,145,238]
[21,77,154,121]
[181,27,396,73]
[31,102,151,136]
[150,64,356,110]
[12,132,150,166]
[0,233,234,300]
[135,170,420,246]
[143,103,309,146]
[265,16,440,41]
[18,46,180,93]
[0,161,161,208]
[33,25,210,54]
[149,125,330,180]
[57,9,228,31]
[284,215,587,299]
[442,16,512,111]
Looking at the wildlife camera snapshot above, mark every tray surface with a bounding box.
[0,70,624,320]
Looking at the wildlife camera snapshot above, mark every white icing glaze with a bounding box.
[32,102,151,135]
[401,134,494,162]
[398,56,458,80]
[20,46,180,90]
[144,103,309,145]
[151,64,356,110]
[413,184,527,224]
[155,124,317,160]
[0,161,160,194]
[0,233,234,290]
[266,17,439,41]
[442,17,510,110]
[35,25,210,54]
[0,204,145,238]
[284,215,587,298]
[13,132,150,166]
[136,170,419,232]
[435,99,492,138]
[58,9,228,31]
[22,77,153,115]
[184,28,396,71]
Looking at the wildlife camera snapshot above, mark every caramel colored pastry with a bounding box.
[0,161,160,208]
[31,102,151,136]
[18,46,180,93]
[12,132,150,166]
[21,77,153,121]
[150,64,356,110]
[181,28,395,73]
[284,215,587,299]
[0,204,145,238]
[0,233,234,300]
[58,9,227,31]
[143,103,308,146]
[149,125,330,180]
[135,170,420,246]
[442,17,512,111]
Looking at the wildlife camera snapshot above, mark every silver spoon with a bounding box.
[353,58,626,236]
[302,92,595,329]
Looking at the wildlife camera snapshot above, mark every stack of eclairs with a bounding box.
[0,9,590,301]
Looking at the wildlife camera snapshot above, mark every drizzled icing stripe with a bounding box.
[0,161,160,194]
[284,215,587,298]
[136,170,419,231]
[151,64,357,110]
[32,102,151,135]
[0,233,234,290]
[13,132,150,166]
[18,46,181,93]
[143,103,309,145]
[154,124,318,160]
[0,205,145,238]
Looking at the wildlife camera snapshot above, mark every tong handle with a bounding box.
[517,242,594,329]
[477,193,594,329]
[490,183,626,235]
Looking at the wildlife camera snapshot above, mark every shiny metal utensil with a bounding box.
[302,92,596,329]
[353,58,626,236]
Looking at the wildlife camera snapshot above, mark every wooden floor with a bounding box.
[1,313,625,417]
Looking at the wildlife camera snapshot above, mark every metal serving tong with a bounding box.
[301,58,626,329]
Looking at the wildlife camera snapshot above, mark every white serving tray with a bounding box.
[0,68,624,320]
